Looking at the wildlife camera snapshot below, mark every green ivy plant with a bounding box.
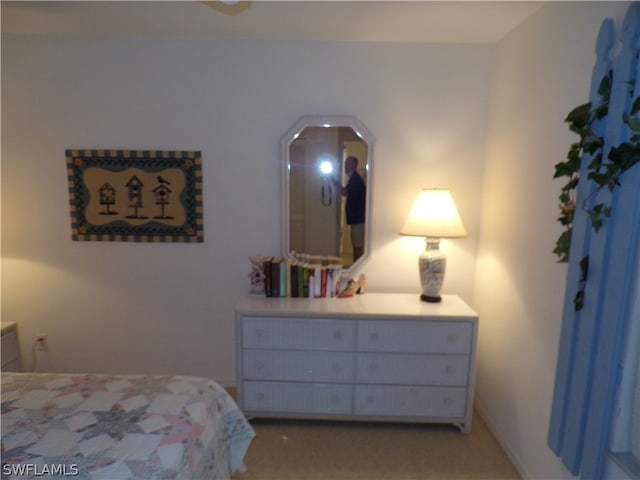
[553,71,640,310]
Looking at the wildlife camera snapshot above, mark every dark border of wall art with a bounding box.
[66,149,203,242]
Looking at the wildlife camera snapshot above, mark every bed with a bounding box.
[1,372,255,479]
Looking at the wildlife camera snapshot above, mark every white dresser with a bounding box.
[1,322,21,372]
[235,293,478,432]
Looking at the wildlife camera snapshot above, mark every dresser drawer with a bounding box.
[242,381,353,415]
[354,385,467,418]
[243,350,355,383]
[357,320,472,354]
[1,329,19,368]
[243,316,355,351]
[356,353,469,386]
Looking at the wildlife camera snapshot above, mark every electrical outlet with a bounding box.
[36,335,48,351]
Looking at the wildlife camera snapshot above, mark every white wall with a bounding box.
[3,2,634,479]
[1,33,491,384]
[474,2,631,479]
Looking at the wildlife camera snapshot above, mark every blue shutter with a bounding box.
[548,3,640,478]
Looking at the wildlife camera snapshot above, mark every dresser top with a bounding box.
[236,293,477,320]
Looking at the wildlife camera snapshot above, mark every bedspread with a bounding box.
[1,373,255,479]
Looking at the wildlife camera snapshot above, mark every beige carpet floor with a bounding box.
[233,412,521,480]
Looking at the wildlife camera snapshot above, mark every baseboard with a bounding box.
[474,397,534,480]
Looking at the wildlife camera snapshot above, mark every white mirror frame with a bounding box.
[281,115,374,275]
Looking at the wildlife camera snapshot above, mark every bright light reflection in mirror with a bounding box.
[319,159,334,175]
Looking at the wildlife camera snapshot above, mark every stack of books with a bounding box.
[262,252,343,298]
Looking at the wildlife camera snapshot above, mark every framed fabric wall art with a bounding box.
[66,149,203,242]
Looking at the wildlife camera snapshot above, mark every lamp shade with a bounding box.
[400,189,467,238]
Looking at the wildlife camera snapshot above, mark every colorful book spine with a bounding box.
[263,258,273,297]
[290,264,299,297]
[280,261,287,297]
[260,253,344,299]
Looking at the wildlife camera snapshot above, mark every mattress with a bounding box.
[1,372,255,479]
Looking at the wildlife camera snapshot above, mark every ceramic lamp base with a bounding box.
[418,237,446,302]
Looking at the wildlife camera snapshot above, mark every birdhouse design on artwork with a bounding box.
[98,182,117,215]
[152,177,173,219]
[126,175,144,217]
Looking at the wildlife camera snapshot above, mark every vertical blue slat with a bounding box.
[547,17,615,471]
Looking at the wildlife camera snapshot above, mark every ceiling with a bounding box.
[2,1,545,44]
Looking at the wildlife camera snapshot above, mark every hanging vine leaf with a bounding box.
[631,95,640,115]
[553,92,607,263]
[565,102,593,132]
[595,72,612,112]
[574,290,585,312]
[572,256,589,312]
[579,256,589,282]
[554,70,639,311]
[553,230,573,263]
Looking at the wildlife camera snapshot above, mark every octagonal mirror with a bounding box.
[281,115,374,273]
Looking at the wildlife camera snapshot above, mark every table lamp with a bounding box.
[400,189,467,302]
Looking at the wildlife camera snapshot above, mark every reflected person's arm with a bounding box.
[333,177,348,196]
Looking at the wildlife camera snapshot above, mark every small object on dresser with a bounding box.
[338,279,360,298]
[399,189,467,302]
[337,274,367,298]
[248,255,267,294]
[358,273,367,294]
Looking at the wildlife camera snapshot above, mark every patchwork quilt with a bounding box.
[1,373,255,479]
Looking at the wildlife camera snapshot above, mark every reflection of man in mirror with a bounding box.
[334,155,366,263]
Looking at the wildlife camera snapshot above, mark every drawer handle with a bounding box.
[445,365,457,375]
[447,333,459,343]
[330,394,341,404]
[255,328,265,338]
[332,363,343,374]
[370,332,380,341]
[366,395,376,404]
[333,330,343,340]
[256,361,265,371]
[367,363,378,373]
[256,392,265,402]
[443,397,454,406]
